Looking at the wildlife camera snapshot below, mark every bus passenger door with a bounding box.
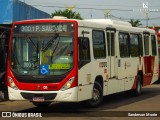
[143,33,155,85]
[106,30,118,94]
[106,31,116,79]
[117,32,130,91]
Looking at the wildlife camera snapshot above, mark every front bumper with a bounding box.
[8,87,78,102]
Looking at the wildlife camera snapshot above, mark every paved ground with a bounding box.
[0,84,160,120]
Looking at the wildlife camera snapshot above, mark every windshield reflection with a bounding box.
[11,35,74,75]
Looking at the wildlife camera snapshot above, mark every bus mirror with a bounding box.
[82,38,89,49]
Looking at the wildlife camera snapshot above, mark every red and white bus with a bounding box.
[157,32,160,79]
[7,17,159,107]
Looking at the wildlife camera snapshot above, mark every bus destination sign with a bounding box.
[13,23,74,33]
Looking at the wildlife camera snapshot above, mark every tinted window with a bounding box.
[107,32,110,56]
[139,34,143,56]
[119,32,130,57]
[130,34,139,57]
[111,33,115,56]
[151,35,157,56]
[144,34,149,55]
[107,32,115,56]
[79,37,90,60]
[93,30,106,58]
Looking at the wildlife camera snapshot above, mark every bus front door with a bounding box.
[106,30,118,94]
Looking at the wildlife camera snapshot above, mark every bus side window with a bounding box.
[92,30,106,59]
[139,34,143,56]
[78,37,91,68]
[151,35,157,56]
[130,34,139,57]
[144,34,150,55]
[119,32,130,57]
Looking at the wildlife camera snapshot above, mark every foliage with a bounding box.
[51,9,83,20]
[128,19,142,27]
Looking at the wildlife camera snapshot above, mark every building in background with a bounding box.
[0,0,50,100]
[0,0,50,24]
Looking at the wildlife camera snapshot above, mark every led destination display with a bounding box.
[13,23,74,33]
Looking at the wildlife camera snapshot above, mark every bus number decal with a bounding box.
[43,86,48,90]
[99,62,107,68]
[43,86,58,90]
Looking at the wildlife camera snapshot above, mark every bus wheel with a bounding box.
[133,76,142,96]
[87,81,103,107]
[32,102,51,107]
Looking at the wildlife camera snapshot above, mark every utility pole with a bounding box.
[144,11,149,28]
[142,2,149,28]
[90,9,93,19]
[104,10,111,19]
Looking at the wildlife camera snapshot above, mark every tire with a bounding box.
[32,102,51,107]
[133,75,142,96]
[86,81,103,107]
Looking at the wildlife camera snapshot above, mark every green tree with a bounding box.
[51,9,83,20]
[128,19,142,27]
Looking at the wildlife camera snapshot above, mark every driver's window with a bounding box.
[78,37,91,68]
[79,37,90,61]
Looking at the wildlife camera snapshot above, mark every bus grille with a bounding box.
[21,92,57,100]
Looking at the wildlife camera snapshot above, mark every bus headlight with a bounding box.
[61,77,75,91]
[8,76,18,90]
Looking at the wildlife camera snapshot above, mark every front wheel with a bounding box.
[86,81,103,107]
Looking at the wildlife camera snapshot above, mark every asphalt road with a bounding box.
[0,84,160,120]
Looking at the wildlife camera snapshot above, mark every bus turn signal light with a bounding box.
[61,77,75,91]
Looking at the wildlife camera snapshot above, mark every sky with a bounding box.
[20,0,160,27]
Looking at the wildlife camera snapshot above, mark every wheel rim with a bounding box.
[92,88,100,101]
[137,81,141,94]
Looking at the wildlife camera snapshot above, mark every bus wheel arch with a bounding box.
[86,76,103,107]
[95,76,103,90]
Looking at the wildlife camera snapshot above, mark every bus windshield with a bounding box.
[10,22,75,76]
[11,34,74,75]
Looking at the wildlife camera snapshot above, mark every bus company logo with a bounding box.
[36,85,40,90]
[2,112,42,118]
[143,2,148,9]
[2,112,11,117]
[133,2,159,12]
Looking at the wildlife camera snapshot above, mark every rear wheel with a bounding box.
[87,81,103,107]
[133,75,142,96]
[32,102,51,107]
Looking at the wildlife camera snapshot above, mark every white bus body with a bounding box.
[8,18,158,107]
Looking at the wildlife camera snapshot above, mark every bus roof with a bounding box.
[77,19,155,34]
[13,18,155,34]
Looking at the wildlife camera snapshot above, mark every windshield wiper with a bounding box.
[42,34,59,52]
[51,36,60,63]
[26,36,36,51]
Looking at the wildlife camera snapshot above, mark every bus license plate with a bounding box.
[33,97,44,102]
